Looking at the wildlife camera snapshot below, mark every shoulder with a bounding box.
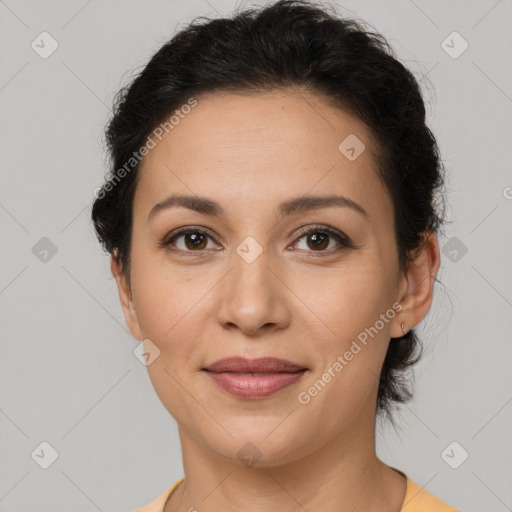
[136,474,461,512]
[135,478,185,512]
[402,474,461,512]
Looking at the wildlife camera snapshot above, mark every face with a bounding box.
[113,89,435,467]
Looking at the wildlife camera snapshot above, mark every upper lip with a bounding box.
[202,357,307,373]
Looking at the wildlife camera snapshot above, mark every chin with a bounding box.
[201,423,313,468]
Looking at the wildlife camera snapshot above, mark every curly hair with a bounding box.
[91,0,446,421]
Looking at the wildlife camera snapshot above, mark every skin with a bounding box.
[112,88,441,512]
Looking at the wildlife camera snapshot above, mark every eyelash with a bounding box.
[160,225,354,258]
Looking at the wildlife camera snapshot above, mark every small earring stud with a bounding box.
[401,321,407,335]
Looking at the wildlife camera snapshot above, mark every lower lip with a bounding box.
[203,370,307,399]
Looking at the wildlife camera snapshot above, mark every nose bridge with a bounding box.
[233,236,272,293]
[215,235,289,334]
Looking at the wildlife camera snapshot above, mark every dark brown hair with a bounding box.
[91,0,446,421]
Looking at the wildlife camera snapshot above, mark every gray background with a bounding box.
[1,0,511,511]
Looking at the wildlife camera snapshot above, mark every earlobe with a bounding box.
[110,254,143,340]
[394,232,441,338]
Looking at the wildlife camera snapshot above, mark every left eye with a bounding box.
[292,228,349,253]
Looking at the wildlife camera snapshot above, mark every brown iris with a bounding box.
[306,232,329,251]
[183,232,208,250]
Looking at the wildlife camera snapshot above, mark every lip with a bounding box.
[203,356,307,373]
[202,357,308,399]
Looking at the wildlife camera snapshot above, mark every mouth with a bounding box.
[201,357,308,399]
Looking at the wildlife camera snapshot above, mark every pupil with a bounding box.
[186,233,206,249]
[309,233,328,250]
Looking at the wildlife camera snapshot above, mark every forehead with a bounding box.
[135,89,391,224]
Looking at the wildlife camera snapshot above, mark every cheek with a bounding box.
[130,262,204,414]
[130,244,195,340]
[129,252,214,394]
[292,262,395,350]
[290,263,396,412]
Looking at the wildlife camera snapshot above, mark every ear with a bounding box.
[392,231,441,338]
[111,254,143,341]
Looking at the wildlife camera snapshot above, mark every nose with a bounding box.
[215,246,291,337]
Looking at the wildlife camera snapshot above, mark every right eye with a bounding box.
[161,228,222,254]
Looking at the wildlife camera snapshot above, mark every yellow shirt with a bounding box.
[136,470,460,512]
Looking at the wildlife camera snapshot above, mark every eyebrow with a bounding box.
[148,193,369,221]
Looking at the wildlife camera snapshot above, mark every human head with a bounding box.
[91,0,445,429]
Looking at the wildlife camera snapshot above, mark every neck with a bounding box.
[165,405,406,512]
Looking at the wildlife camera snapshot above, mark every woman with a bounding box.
[91,1,460,510]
